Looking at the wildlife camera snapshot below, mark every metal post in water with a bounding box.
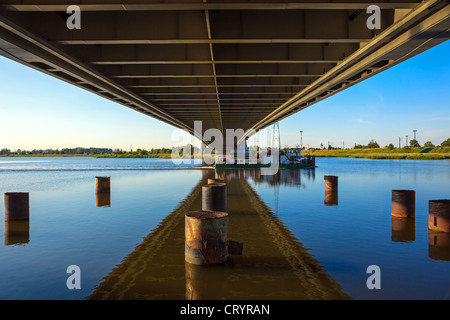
[95,176,110,194]
[185,210,229,265]
[4,192,29,221]
[202,183,227,212]
[428,199,450,233]
[324,175,338,192]
[207,178,226,185]
[391,190,415,218]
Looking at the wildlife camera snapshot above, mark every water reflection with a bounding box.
[428,230,450,261]
[215,168,315,188]
[95,192,111,208]
[324,191,338,206]
[88,169,349,300]
[185,262,231,300]
[391,217,415,242]
[4,220,29,245]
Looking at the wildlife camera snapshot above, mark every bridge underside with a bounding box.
[0,1,449,142]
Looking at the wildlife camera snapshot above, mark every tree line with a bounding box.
[0,147,113,155]
[1,139,449,155]
[324,137,450,150]
[0,145,200,156]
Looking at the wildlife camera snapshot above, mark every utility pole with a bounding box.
[273,122,280,152]
[299,131,303,149]
[256,131,259,152]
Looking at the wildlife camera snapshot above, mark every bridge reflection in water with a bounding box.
[88,169,349,300]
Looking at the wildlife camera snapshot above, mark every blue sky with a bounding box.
[0,40,448,151]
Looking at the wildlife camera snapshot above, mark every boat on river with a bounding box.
[214,147,315,169]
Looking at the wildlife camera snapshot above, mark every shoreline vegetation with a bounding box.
[1,139,450,160]
[301,146,450,160]
[1,147,449,160]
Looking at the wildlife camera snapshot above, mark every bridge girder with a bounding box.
[0,1,449,145]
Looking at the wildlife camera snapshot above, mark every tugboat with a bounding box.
[214,123,315,169]
[214,147,315,169]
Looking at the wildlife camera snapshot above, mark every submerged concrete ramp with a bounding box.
[88,170,349,300]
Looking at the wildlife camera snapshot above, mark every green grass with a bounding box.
[349,154,449,160]
[94,153,174,159]
[94,153,208,159]
[302,147,450,160]
[0,154,90,157]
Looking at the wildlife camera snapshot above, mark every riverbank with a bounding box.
[94,153,174,159]
[0,153,189,159]
[3,147,450,160]
[301,147,450,160]
[0,154,91,157]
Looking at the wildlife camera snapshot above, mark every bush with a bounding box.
[353,140,380,149]
[367,140,380,148]
[409,139,420,148]
[441,138,450,147]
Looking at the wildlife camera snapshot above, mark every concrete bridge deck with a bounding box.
[0,1,449,142]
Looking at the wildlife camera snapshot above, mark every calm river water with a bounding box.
[0,156,449,300]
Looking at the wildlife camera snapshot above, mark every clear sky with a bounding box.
[0,40,449,151]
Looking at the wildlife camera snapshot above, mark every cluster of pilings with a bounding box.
[323,175,450,260]
[3,176,111,245]
[390,190,450,232]
[391,190,450,260]
[3,174,448,261]
[185,178,242,266]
